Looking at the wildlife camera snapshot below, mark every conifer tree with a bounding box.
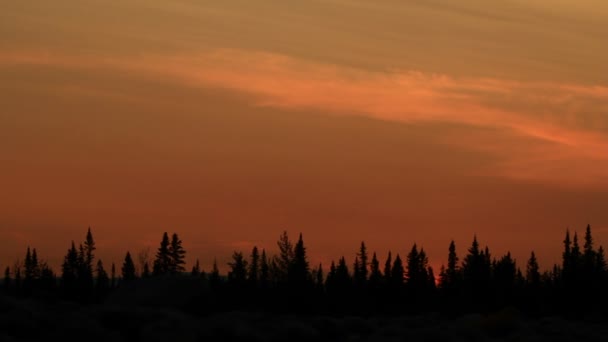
[191,259,201,277]
[169,233,186,274]
[427,266,436,291]
[154,232,171,275]
[31,249,39,280]
[249,246,260,285]
[209,259,221,288]
[563,230,572,271]
[3,267,10,292]
[572,232,581,262]
[14,266,21,293]
[62,242,79,289]
[384,251,393,282]
[122,252,137,281]
[24,247,33,282]
[111,262,116,288]
[142,262,151,278]
[390,254,404,286]
[446,240,459,286]
[84,227,96,270]
[584,224,594,256]
[289,233,310,288]
[260,249,270,288]
[406,244,420,286]
[228,251,248,285]
[369,252,382,287]
[597,246,607,273]
[355,241,368,285]
[335,257,352,290]
[275,231,293,283]
[315,263,324,289]
[95,260,110,293]
[353,257,361,284]
[526,251,540,287]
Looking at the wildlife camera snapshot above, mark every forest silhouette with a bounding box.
[2,225,607,318]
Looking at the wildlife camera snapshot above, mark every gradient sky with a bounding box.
[2,0,608,273]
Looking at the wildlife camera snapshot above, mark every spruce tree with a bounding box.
[390,254,404,287]
[406,244,420,286]
[209,259,221,288]
[191,259,201,277]
[249,246,260,285]
[355,241,368,285]
[111,263,116,288]
[562,230,572,271]
[260,249,270,288]
[446,240,459,286]
[84,227,96,270]
[24,247,33,282]
[122,252,137,282]
[3,267,10,292]
[289,233,310,288]
[384,251,393,282]
[142,262,151,278]
[369,252,382,284]
[95,260,110,293]
[526,251,540,287]
[228,251,248,285]
[154,232,171,275]
[597,246,607,273]
[31,249,39,279]
[315,263,324,289]
[169,233,186,274]
[335,257,352,290]
[275,231,293,283]
[61,242,79,290]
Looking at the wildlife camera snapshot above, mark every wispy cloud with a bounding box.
[2,48,607,188]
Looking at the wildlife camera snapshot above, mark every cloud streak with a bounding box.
[2,49,607,188]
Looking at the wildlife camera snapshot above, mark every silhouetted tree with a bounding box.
[142,262,151,278]
[369,252,382,289]
[446,240,459,288]
[315,263,324,290]
[597,246,607,273]
[111,262,116,288]
[260,249,270,289]
[384,251,393,283]
[228,251,248,286]
[274,231,293,283]
[462,236,491,311]
[355,241,368,287]
[526,251,540,288]
[406,244,430,294]
[122,252,136,282]
[95,260,110,294]
[153,232,171,276]
[335,257,352,292]
[191,259,201,277]
[493,252,517,309]
[84,227,96,271]
[168,233,186,274]
[61,242,79,292]
[390,254,404,287]
[249,246,260,286]
[209,258,221,289]
[289,233,310,289]
[3,267,10,293]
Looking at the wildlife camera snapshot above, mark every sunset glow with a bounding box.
[2,0,608,273]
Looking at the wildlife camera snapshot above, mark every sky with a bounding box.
[1,0,608,274]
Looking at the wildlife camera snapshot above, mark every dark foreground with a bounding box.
[2,294,608,342]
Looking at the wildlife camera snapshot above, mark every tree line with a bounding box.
[1,225,607,316]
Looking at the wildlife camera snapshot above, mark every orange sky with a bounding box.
[1,0,608,273]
